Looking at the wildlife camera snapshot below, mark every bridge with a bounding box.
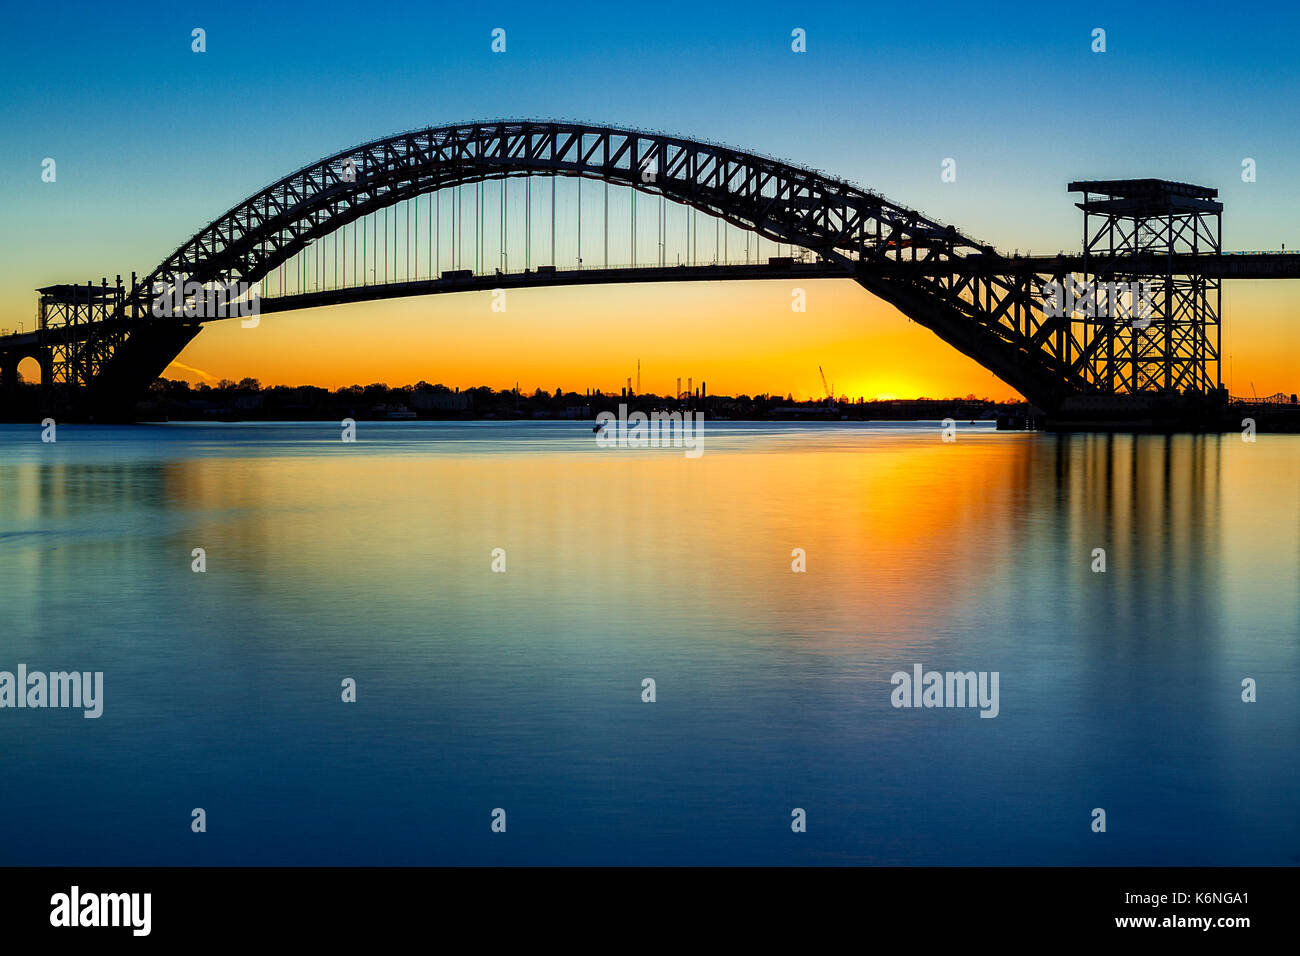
[3,121,1299,424]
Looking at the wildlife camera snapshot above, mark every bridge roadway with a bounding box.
[9,250,1299,348]
[256,252,1300,320]
[255,259,853,316]
[879,251,1300,278]
[0,259,852,347]
[1010,251,1300,279]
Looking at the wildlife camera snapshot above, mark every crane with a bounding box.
[819,366,834,402]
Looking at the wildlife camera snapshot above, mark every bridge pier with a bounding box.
[0,345,52,421]
[0,356,15,400]
[0,346,51,389]
[1068,179,1222,397]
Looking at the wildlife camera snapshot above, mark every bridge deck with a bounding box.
[1011,252,1300,278]
[7,252,1300,349]
[0,260,851,344]
[256,260,853,315]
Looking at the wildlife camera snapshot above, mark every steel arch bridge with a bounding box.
[3,119,1288,419]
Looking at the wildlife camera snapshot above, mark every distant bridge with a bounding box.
[2,121,1297,420]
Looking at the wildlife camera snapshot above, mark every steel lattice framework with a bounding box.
[1071,179,1221,396]
[3,121,1238,414]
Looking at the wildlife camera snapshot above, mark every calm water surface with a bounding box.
[1,420,1297,864]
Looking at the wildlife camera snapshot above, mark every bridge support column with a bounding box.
[0,346,55,421]
[1070,179,1222,397]
[0,352,25,421]
[0,349,52,388]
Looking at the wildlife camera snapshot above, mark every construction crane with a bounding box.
[819,366,834,402]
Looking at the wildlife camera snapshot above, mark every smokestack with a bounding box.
[637,359,641,395]
[677,377,681,400]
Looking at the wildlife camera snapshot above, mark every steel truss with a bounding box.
[1070,179,1221,396]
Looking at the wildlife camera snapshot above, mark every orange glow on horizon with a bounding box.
[158,278,1300,401]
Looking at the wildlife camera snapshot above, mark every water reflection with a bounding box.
[0,423,1295,864]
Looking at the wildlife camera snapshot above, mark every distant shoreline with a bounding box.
[131,414,1003,424]
[3,378,1029,426]
[130,380,1018,424]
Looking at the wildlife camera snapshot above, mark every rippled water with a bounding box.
[1,420,1296,865]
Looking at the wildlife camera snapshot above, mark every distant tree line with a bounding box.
[137,378,1015,421]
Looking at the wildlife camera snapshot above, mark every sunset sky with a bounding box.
[3,0,1298,400]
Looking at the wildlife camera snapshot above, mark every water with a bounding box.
[1,420,1296,865]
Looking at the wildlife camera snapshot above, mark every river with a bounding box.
[1,420,1296,864]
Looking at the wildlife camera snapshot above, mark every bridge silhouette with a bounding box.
[3,120,1299,423]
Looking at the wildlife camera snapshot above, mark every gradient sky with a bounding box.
[3,0,1298,399]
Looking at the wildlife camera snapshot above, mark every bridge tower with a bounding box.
[1069,179,1222,397]
[37,279,129,390]
[1,275,200,420]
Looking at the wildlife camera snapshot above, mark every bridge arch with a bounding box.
[122,121,1086,409]
[136,123,878,295]
[15,355,44,386]
[0,347,51,422]
[5,121,1133,420]
[1,347,50,390]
